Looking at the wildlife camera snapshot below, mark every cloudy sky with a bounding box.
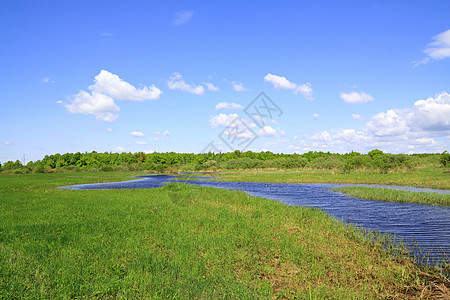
[1,1,449,162]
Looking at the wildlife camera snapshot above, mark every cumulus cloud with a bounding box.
[204,82,220,92]
[294,83,314,100]
[42,77,55,83]
[215,102,244,110]
[340,91,374,104]
[264,73,313,100]
[231,81,249,92]
[264,73,297,89]
[136,141,147,145]
[173,10,193,26]
[411,92,450,131]
[90,70,162,101]
[299,92,450,153]
[131,131,145,137]
[418,29,450,65]
[3,141,12,146]
[107,127,113,132]
[258,126,286,137]
[167,73,205,95]
[312,113,320,120]
[209,113,240,128]
[60,70,161,122]
[64,91,120,122]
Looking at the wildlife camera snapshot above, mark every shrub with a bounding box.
[271,157,308,169]
[441,151,450,167]
[100,165,114,172]
[307,157,344,169]
[222,158,263,169]
[202,160,218,169]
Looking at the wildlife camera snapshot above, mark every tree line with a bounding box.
[0,150,448,174]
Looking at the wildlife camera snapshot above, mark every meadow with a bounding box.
[1,172,449,299]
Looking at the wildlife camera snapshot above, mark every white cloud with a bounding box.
[173,10,193,26]
[143,149,155,154]
[294,83,314,100]
[264,73,313,100]
[258,126,286,137]
[312,113,320,120]
[411,92,450,131]
[231,81,249,92]
[131,131,145,137]
[264,73,297,89]
[90,70,161,101]
[215,102,244,110]
[422,29,450,62]
[352,114,364,121]
[340,91,374,104]
[101,32,114,37]
[153,137,160,142]
[61,70,161,122]
[167,73,205,95]
[204,82,220,92]
[299,92,450,153]
[42,77,54,83]
[3,141,12,146]
[106,127,113,132]
[136,141,147,145]
[64,91,120,122]
[209,113,239,128]
[113,146,125,153]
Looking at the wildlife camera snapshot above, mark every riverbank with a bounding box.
[198,167,450,190]
[0,172,448,298]
[333,186,450,206]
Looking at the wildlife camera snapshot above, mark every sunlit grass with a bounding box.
[0,173,448,298]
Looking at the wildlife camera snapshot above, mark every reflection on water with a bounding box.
[61,175,450,266]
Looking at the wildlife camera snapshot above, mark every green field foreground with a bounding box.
[1,173,449,299]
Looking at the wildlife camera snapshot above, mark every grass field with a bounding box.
[1,172,449,299]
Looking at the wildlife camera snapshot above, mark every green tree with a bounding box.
[441,151,450,166]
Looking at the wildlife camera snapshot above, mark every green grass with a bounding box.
[1,173,449,299]
[332,187,450,206]
[201,167,450,190]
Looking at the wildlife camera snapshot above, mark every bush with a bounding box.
[179,163,202,171]
[370,154,394,173]
[202,160,218,169]
[221,158,263,169]
[441,151,450,167]
[100,165,114,172]
[307,157,344,169]
[270,157,308,169]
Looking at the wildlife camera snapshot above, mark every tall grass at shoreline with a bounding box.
[1,173,449,298]
[332,186,450,206]
[207,167,450,190]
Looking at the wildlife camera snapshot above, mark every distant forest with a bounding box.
[1,150,449,174]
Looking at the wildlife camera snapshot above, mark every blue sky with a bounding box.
[1,0,449,163]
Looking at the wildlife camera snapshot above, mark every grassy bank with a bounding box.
[200,167,450,190]
[333,186,450,207]
[1,173,449,298]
